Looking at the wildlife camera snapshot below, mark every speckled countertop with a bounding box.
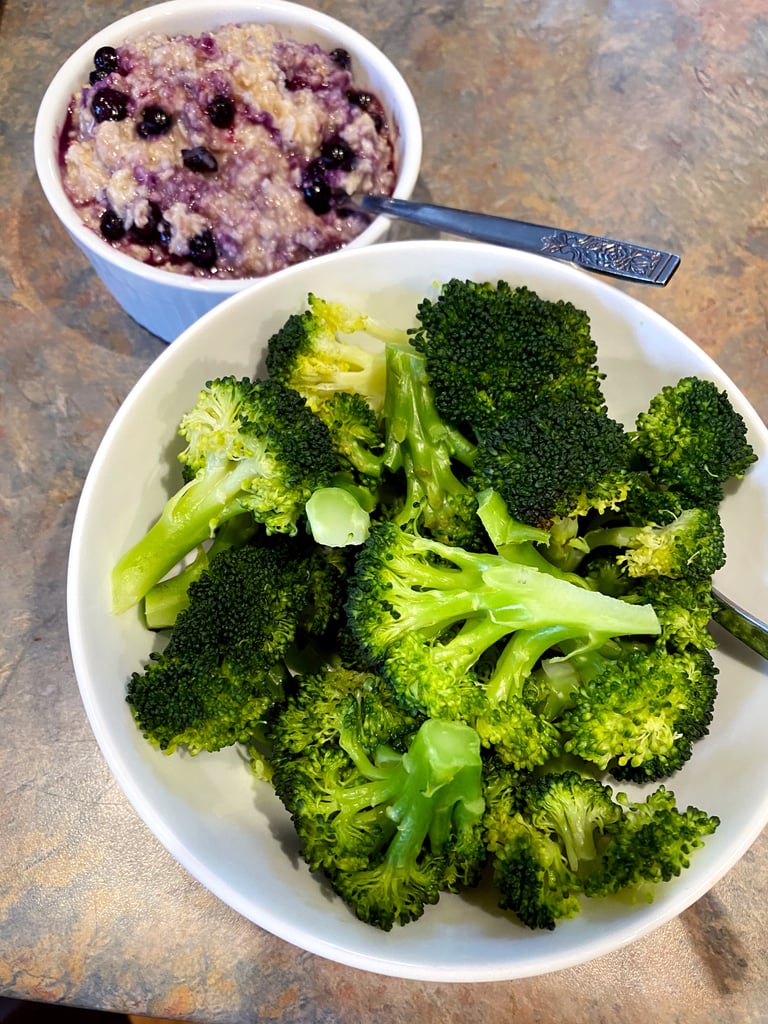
[2,0,768,1021]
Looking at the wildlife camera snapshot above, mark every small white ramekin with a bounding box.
[34,0,422,342]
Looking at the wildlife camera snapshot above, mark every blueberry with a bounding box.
[188,229,217,268]
[129,202,163,244]
[99,208,125,241]
[347,89,386,132]
[207,94,234,128]
[91,87,129,123]
[136,105,173,138]
[93,46,119,74]
[329,47,351,70]
[301,159,332,215]
[320,135,356,171]
[182,146,218,173]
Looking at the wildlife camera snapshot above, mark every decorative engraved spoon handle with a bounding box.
[351,195,680,286]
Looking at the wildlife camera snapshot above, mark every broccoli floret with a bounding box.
[126,540,315,755]
[265,293,402,414]
[583,787,720,901]
[143,513,260,630]
[483,771,619,929]
[380,344,483,549]
[111,377,337,613]
[310,389,385,482]
[470,397,632,568]
[484,769,719,928]
[559,642,718,782]
[582,506,725,582]
[409,279,606,438]
[346,521,660,741]
[270,674,485,930]
[629,376,757,505]
[622,575,718,652]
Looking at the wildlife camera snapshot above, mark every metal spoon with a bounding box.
[344,193,680,286]
[712,588,768,661]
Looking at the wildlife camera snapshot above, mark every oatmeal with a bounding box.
[60,24,398,278]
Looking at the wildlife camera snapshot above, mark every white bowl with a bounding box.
[34,0,422,342]
[67,240,768,982]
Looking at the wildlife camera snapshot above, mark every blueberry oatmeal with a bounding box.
[60,24,398,278]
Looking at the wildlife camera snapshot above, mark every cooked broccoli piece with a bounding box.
[409,279,606,438]
[581,506,725,582]
[143,513,260,630]
[309,389,385,482]
[629,376,757,505]
[470,397,632,574]
[621,575,719,653]
[346,521,660,755]
[582,786,720,901]
[269,668,485,930]
[484,769,719,928]
[111,376,337,613]
[265,293,403,414]
[559,642,718,782]
[483,771,619,929]
[126,540,316,755]
[380,343,483,548]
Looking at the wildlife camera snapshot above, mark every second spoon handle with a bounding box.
[353,194,680,286]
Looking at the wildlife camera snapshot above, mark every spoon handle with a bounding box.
[354,195,680,286]
[712,588,768,661]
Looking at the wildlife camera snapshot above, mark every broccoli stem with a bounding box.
[111,460,258,614]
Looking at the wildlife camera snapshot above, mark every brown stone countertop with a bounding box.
[2,0,767,1021]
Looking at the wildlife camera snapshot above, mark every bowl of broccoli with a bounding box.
[68,239,768,981]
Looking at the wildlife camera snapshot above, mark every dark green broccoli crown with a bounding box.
[490,819,582,930]
[126,541,312,753]
[471,399,631,528]
[561,643,718,782]
[583,787,720,898]
[409,278,605,438]
[630,376,757,504]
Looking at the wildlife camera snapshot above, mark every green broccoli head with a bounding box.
[111,377,338,613]
[560,643,718,782]
[487,817,582,930]
[583,506,726,583]
[484,769,719,927]
[126,540,314,754]
[583,787,720,900]
[409,278,606,438]
[271,682,486,930]
[471,398,632,530]
[630,376,757,504]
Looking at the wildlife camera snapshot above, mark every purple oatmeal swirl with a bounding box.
[60,23,398,278]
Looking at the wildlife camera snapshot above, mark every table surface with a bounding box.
[3,1,768,1021]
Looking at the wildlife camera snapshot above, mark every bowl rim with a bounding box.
[33,0,423,295]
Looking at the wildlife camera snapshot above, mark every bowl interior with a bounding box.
[67,240,768,981]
